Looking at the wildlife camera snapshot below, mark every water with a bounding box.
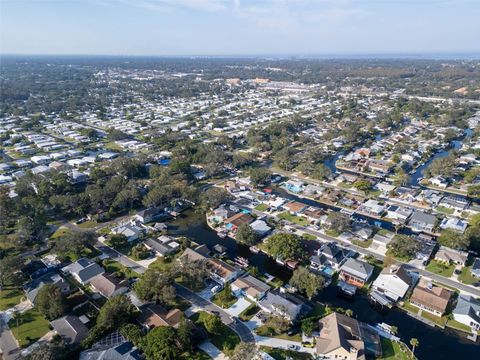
[170,210,480,360]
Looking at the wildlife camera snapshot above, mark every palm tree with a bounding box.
[389,325,398,336]
[11,310,20,337]
[410,338,419,355]
[345,309,353,317]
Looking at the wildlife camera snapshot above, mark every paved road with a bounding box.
[0,316,19,360]
[175,284,255,343]
[95,241,147,274]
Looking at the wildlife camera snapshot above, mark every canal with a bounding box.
[170,210,480,360]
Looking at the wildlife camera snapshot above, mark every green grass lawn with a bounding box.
[435,206,454,215]
[278,212,309,226]
[446,319,472,333]
[400,300,420,314]
[425,261,455,278]
[255,325,302,342]
[378,338,415,360]
[76,220,99,229]
[255,203,269,212]
[0,288,24,311]
[191,311,240,355]
[62,246,100,262]
[458,266,478,285]
[49,227,69,239]
[239,304,259,321]
[102,259,138,279]
[421,311,447,327]
[148,257,174,272]
[211,289,237,309]
[260,346,313,360]
[9,309,50,348]
[351,238,373,248]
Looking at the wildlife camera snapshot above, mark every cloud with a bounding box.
[110,0,228,13]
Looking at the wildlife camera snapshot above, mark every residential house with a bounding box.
[139,304,183,329]
[51,315,89,344]
[225,212,254,230]
[358,199,386,217]
[250,219,271,237]
[135,207,162,224]
[316,312,382,360]
[339,258,374,288]
[258,291,304,321]
[24,272,70,304]
[90,273,129,298]
[231,275,271,301]
[410,279,452,316]
[408,211,437,233]
[79,342,141,360]
[311,242,346,271]
[209,258,240,284]
[386,205,413,223]
[434,246,468,266]
[144,238,178,257]
[430,176,448,189]
[111,223,143,242]
[283,201,307,215]
[452,296,480,331]
[371,265,415,302]
[62,258,105,285]
[439,217,468,233]
[472,258,480,278]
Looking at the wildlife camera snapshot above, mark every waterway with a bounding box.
[170,210,480,360]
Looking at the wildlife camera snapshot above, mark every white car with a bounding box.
[211,285,222,293]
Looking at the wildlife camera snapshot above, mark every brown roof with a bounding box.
[284,201,307,213]
[208,258,238,280]
[90,273,128,298]
[316,312,365,359]
[225,212,254,227]
[139,304,183,328]
[380,265,413,286]
[232,275,270,298]
[181,247,209,262]
[410,279,452,314]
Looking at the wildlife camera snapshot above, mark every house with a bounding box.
[358,199,385,216]
[284,180,304,193]
[452,296,480,331]
[225,212,254,230]
[283,201,307,215]
[430,176,448,189]
[90,273,129,298]
[439,196,469,211]
[111,223,143,242]
[339,258,374,288]
[208,258,240,284]
[258,291,304,321]
[410,279,452,316]
[212,206,234,222]
[144,238,177,257]
[135,207,162,224]
[79,342,142,360]
[24,272,70,304]
[386,205,413,223]
[250,219,271,237]
[408,211,437,233]
[434,246,468,266]
[51,315,89,344]
[472,258,480,278]
[439,217,468,233]
[316,312,382,360]
[231,275,270,301]
[312,242,346,270]
[371,265,415,302]
[139,304,183,329]
[62,258,105,285]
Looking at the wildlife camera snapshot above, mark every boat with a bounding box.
[249,246,260,253]
[217,232,227,238]
[375,322,396,335]
[234,256,249,268]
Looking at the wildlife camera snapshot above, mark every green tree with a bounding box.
[53,230,96,258]
[387,235,419,260]
[326,212,351,234]
[301,319,316,337]
[95,295,135,331]
[438,229,469,250]
[143,326,179,360]
[35,284,66,320]
[109,234,129,249]
[231,342,259,360]
[134,269,176,305]
[264,233,306,260]
[200,187,234,211]
[311,163,331,180]
[410,338,419,355]
[203,313,223,335]
[354,179,373,193]
[467,184,480,199]
[0,255,20,290]
[249,168,270,187]
[120,323,144,348]
[289,267,325,299]
[235,223,258,245]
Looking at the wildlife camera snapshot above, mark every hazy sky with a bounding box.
[1,0,479,56]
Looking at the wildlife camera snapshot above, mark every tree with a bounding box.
[175,256,210,291]
[203,313,223,335]
[95,295,135,331]
[438,229,469,250]
[354,179,373,193]
[23,342,70,360]
[231,342,259,360]
[467,184,480,199]
[177,317,195,352]
[120,323,144,347]
[390,325,398,336]
[35,284,66,320]
[215,284,236,306]
[387,235,419,260]
[311,163,331,181]
[301,319,316,337]
[289,267,324,299]
[345,309,353,317]
[143,326,179,360]
[264,314,290,335]
[0,255,20,290]
[326,212,351,234]
[410,338,419,354]
[249,168,270,187]
[200,187,234,210]
[236,223,258,245]
[109,234,129,249]
[134,269,176,305]
[53,230,96,258]
[264,233,306,260]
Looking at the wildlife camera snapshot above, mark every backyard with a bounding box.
[277,212,309,226]
[378,338,416,360]
[0,288,24,311]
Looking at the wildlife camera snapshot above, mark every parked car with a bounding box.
[287,344,300,350]
[211,285,223,293]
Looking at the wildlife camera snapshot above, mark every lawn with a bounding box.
[425,261,455,278]
[260,346,313,360]
[400,300,420,314]
[49,227,69,239]
[458,265,478,285]
[378,338,415,360]
[278,212,309,226]
[102,259,138,279]
[0,288,24,311]
[446,319,472,333]
[9,309,51,348]
[239,303,259,321]
[255,325,302,342]
[191,311,240,355]
[351,238,373,248]
[255,203,269,212]
[76,220,99,229]
[63,246,100,262]
[211,288,237,309]
[421,311,447,327]
[301,233,317,241]
[148,257,174,272]
[435,206,454,215]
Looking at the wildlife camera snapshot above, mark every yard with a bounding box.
[458,265,479,285]
[277,212,309,226]
[190,311,240,355]
[239,303,259,321]
[378,338,415,360]
[76,220,99,229]
[9,309,51,348]
[351,238,373,249]
[260,346,313,360]
[435,206,454,215]
[425,261,455,278]
[102,258,138,279]
[0,288,24,311]
[211,288,237,309]
[446,319,472,333]
[255,203,269,212]
[421,311,447,327]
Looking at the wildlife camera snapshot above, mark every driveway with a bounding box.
[225,297,251,317]
[0,315,19,360]
[199,341,228,360]
[254,335,315,355]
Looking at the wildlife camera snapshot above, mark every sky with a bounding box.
[1,0,480,56]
